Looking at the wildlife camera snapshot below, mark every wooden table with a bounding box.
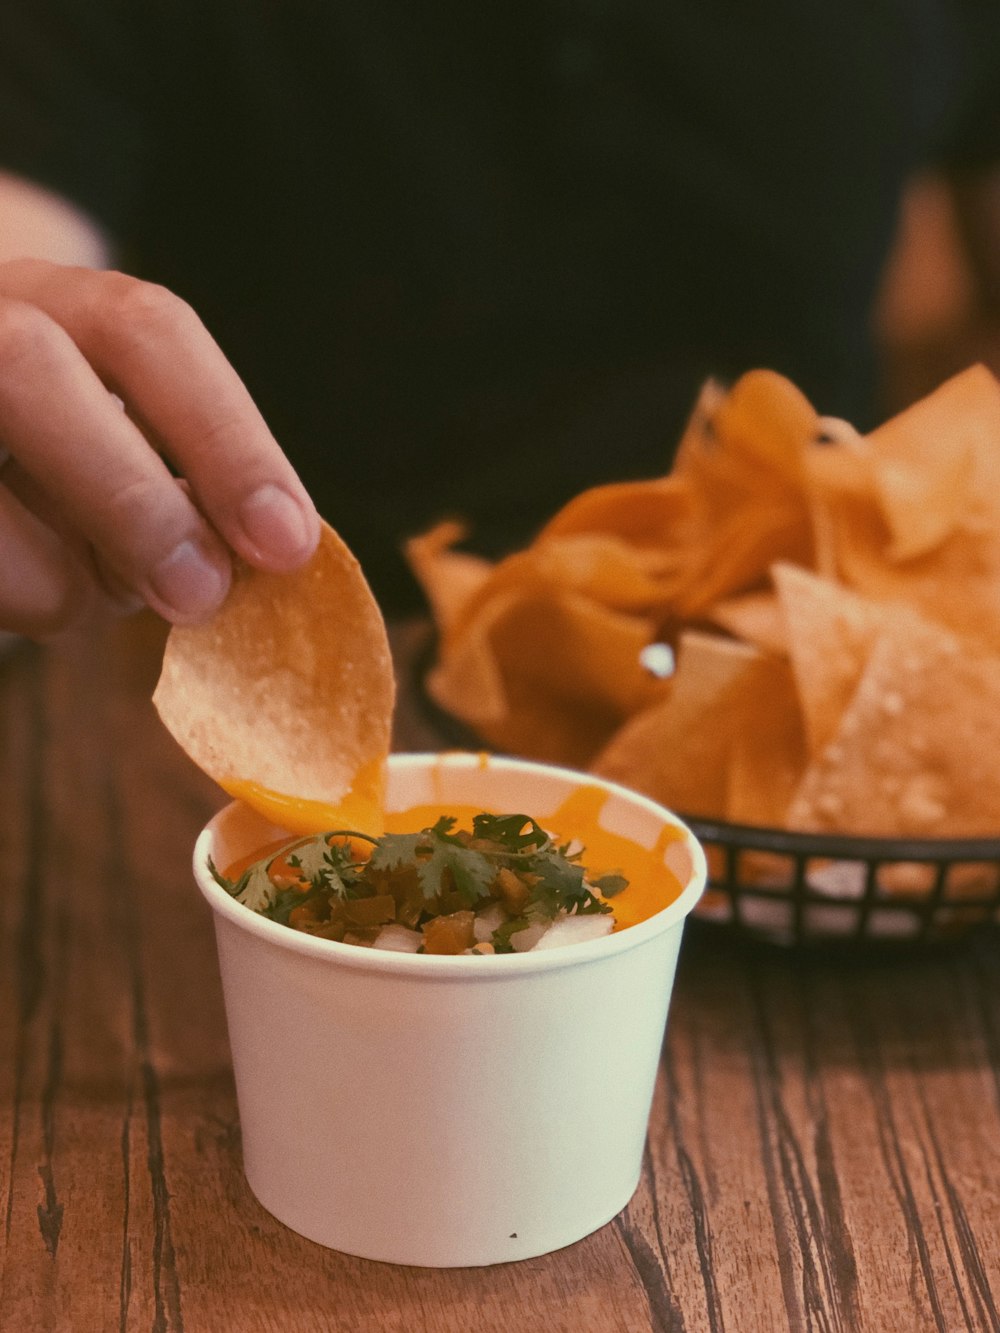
[2,614,999,1333]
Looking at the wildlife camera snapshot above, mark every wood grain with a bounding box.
[1,617,998,1332]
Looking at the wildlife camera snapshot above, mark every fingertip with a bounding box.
[236,483,320,571]
[145,537,232,625]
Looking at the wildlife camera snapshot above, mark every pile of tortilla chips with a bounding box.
[410,365,1000,843]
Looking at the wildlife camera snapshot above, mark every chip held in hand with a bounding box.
[153,520,395,836]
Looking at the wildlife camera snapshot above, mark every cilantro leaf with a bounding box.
[262,885,326,926]
[207,856,234,892]
[491,915,529,953]
[286,835,356,899]
[471,812,550,854]
[368,831,428,874]
[591,872,628,898]
[525,850,586,917]
[287,838,333,878]
[428,815,460,841]
[232,861,277,913]
[367,824,495,906]
[416,838,495,906]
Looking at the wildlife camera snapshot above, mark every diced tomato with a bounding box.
[422,910,476,955]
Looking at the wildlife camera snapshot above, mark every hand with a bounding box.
[0,258,320,638]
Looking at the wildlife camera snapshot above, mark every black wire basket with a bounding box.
[682,816,1000,948]
[414,639,1000,949]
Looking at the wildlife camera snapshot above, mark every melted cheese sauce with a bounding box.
[220,757,387,838]
[225,780,686,932]
[383,785,685,930]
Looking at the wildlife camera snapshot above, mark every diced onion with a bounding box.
[509,921,549,952]
[473,902,506,941]
[531,913,614,951]
[372,924,424,953]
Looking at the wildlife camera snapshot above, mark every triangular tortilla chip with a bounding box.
[785,616,1000,837]
[726,656,808,826]
[771,562,924,755]
[866,364,998,561]
[704,590,788,656]
[592,631,762,819]
[538,475,692,549]
[805,367,1000,650]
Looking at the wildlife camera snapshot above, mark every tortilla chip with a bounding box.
[592,631,763,819]
[866,364,999,561]
[669,370,820,615]
[405,520,493,635]
[771,562,923,755]
[517,536,681,614]
[424,592,512,729]
[153,520,395,808]
[414,364,1000,855]
[806,366,1000,650]
[430,581,664,769]
[786,617,1000,838]
[538,475,692,549]
[703,589,788,656]
[726,656,808,826]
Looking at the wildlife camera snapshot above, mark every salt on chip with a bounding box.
[785,615,1000,838]
[153,520,395,824]
[771,562,919,755]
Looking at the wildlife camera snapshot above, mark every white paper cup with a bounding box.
[193,752,706,1266]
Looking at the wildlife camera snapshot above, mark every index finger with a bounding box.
[0,259,321,572]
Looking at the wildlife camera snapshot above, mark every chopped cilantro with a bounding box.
[286,836,358,899]
[470,812,550,854]
[213,811,628,954]
[232,861,278,913]
[415,839,496,905]
[263,885,327,926]
[368,831,427,874]
[592,872,629,898]
[491,915,530,954]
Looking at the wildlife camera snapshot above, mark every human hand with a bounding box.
[0,258,320,638]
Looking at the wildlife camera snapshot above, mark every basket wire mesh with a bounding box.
[685,816,1000,947]
[415,638,1000,948]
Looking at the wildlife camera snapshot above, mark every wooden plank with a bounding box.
[2,620,999,1331]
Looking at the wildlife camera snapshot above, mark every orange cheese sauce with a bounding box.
[220,757,387,838]
[224,781,686,932]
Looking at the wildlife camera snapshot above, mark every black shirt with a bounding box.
[1,1,999,609]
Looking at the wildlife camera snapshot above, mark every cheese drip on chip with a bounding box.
[153,520,395,836]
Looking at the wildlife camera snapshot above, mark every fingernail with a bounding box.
[239,484,317,566]
[149,540,229,620]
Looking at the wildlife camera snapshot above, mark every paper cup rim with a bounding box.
[192,751,707,979]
